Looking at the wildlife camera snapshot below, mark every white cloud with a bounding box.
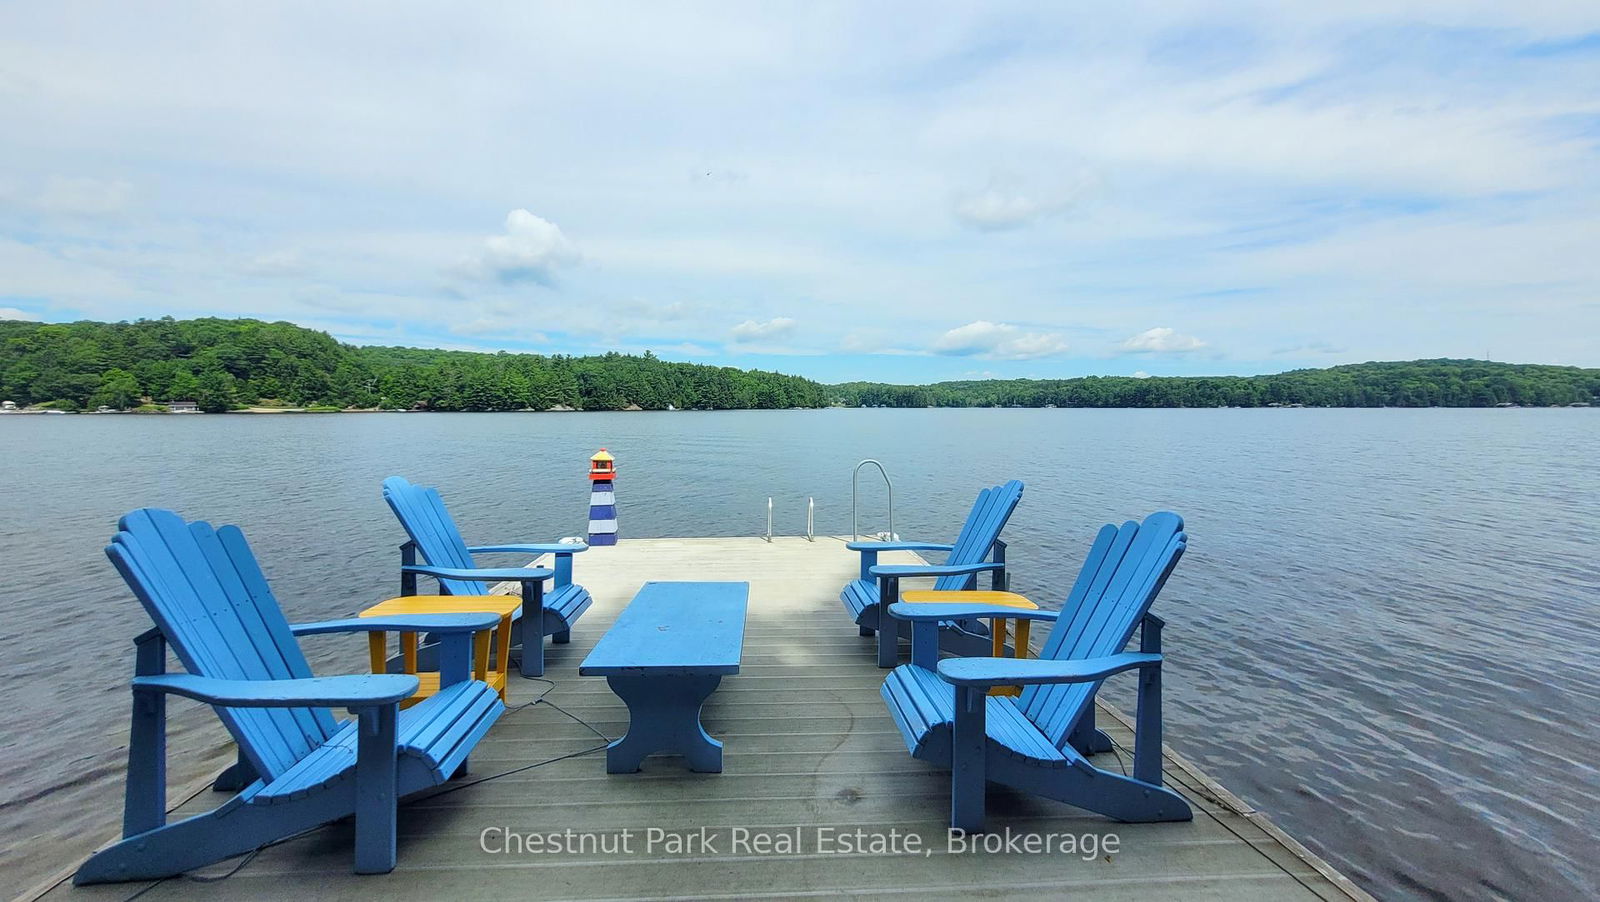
[1131,370,1151,379]
[952,169,1092,231]
[953,188,1064,231]
[0,307,42,321]
[34,176,133,216]
[449,317,551,343]
[839,329,891,354]
[654,342,717,357]
[1,6,1599,369]
[1120,327,1206,354]
[730,317,797,342]
[1272,340,1346,356]
[933,321,1070,360]
[460,210,579,284]
[241,250,306,278]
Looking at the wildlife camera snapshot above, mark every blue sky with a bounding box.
[1,2,1597,384]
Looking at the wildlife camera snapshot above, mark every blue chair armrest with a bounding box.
[845,541,955,553]
[869,562,1003,578]
[291,613,504,636]
[887,603,1060,623]
[468,543,588,555]
[132,673,420,707]
[936,653,1161,689]
[401,564,554,582]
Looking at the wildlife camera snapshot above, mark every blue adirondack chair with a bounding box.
[841,479,1024,667]
[879,511,1190,831]
[76,509,505,884]
[383,475,593,677]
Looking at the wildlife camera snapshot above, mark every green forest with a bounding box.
[836,360,1600,409]
[2,316,1596,412]
[0,317,830,412]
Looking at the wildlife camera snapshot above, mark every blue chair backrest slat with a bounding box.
[382,477,489,596]
[424,488,477,563]
[207,523,340,741]
[1017,512,1186,751]
[121,511,332,774]
[107,509,335,781]
[933,479,1024,591]
[1047,523,1121,641]
[1042,522,1140,660]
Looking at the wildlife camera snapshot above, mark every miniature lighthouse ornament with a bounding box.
[587,448,618,546]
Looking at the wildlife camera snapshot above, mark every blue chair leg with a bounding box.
[875,576,900,668]
[910,620,940,670]
[353,704,399,875]
[212,748,258,792]
[1068,706,1115,755]
[951,686,988,832]
[519,580,546,677]
[125,687,167,838]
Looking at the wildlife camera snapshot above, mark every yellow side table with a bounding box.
[359,595,521,707]
[900,590,1040,697]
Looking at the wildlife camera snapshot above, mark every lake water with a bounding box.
[1,409,1596,899]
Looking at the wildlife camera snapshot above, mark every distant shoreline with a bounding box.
[3,403,1592,416]
[4,318,1597,413]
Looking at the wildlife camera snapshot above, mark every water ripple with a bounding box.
[0,408,1596,900]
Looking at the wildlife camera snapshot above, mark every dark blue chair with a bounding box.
[77,509,504,884]
[383,475,592,676]
[881,512,1190,831]
[841,480,1024,666]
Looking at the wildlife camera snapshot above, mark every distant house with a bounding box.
[1,400,16,411]
[166,400,200,413]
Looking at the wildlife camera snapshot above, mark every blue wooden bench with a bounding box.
[383,475,593,677]
[77,509,504,883]
[880,512,1191,831]
[580,582,748,774]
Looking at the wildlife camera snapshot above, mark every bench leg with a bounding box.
[604,675,724,774]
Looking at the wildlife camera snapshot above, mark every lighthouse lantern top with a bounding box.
[588,448,616,481]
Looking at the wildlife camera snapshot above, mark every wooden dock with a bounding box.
[39,536,1369,901]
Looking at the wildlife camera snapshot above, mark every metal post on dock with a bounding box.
[764,497,773,543]
[851,459,894,541]
[806,497,815,541]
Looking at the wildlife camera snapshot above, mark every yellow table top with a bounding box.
[359,595,522,618]
[899,590,1039,610]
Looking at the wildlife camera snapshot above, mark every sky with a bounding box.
[1,2,1598,384]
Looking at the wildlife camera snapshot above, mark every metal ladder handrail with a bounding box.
[851,459,894,541]
[764,496,816,542]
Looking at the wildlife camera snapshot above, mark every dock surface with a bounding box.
[42,536,1367,901]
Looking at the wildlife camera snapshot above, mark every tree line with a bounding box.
[0,317,830,412]
[3,317,1595,412]
[835,360,1600,409]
